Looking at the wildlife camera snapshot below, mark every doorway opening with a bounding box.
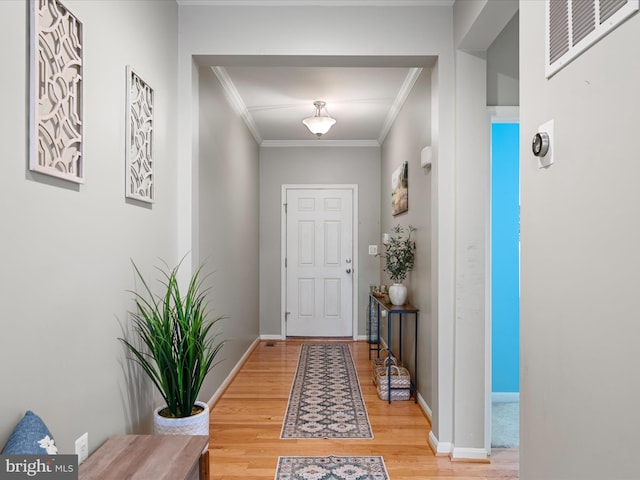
[489,110,520,450]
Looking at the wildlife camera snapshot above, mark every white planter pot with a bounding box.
[153,401,210,447]
[389,283,407,306]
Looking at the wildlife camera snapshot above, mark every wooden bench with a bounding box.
[78,434,209,480]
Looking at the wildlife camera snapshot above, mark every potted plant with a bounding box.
[380,225,416,305]
[119,258,224,442]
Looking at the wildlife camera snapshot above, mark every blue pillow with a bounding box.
[1,411,58,455]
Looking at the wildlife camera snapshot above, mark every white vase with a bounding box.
[389,283,407,306]
[153,401,210,448]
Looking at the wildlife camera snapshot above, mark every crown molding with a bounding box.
[261,140,380,148]
[377,67,422,144]
[211,66,263,145]
[179,1,453,6]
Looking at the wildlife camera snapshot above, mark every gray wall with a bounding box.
[197,67,260,401]
[0,0,178,454]
[379,70,433,409]
[487,12,519,107]
[520,2,640,478]
[259,147,381,338]
[176,0,459,455]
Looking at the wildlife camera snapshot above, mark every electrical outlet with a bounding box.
[75,432,88,464]
[368,245,378,255]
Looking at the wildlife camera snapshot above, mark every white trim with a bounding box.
[450,447,489,461]
[260,334,284,341]
[211,66,263,144]
[492,392,520,403]
[428,431,452,456]
[416,392,432,423]
[178,0,454,6]
[487,106,519,123]
[281,184,359,340]
[377,68,422,144]
[207,336,261,407]
[262,139,380,148]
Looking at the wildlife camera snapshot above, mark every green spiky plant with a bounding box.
[119,258,224,418]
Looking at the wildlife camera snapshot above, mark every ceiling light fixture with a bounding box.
[302,101,336,137]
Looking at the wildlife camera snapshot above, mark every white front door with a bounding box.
[285,188,353,337]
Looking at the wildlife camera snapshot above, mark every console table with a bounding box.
[79,434,209,480]
[368,293,419,403]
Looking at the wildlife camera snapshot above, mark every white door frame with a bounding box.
[281,184,359,340]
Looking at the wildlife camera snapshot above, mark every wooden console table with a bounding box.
[368,293,419,403]
[79,434,209,480]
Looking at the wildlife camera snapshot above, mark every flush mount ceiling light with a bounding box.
[302,100,336,137]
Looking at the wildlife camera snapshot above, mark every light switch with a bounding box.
[368,245,378,255]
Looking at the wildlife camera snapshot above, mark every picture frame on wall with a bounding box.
[30,0,84,183]
[125,65,154,203]
[391,161,408,216]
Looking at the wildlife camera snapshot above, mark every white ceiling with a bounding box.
[195,55,437,146]
[185,0,449,146]
[212,65,424,146]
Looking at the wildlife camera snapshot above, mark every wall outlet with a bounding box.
[368,245,378,255]
[75,432,89,464]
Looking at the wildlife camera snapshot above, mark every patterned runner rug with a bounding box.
[281,344,373,439]
[275,456,389,480]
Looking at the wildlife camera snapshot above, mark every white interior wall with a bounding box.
[520,2,640,478]
[0,0,179,454]
[450,0,518,459]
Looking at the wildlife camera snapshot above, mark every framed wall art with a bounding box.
[30,0,84,183]
[125,65,154,203]
[391,161,408,216]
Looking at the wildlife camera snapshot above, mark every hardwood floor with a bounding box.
[208,339,519,479]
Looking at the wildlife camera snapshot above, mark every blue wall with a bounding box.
[491,123,520,393]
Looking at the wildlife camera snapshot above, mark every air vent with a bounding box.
[546,0,639,78]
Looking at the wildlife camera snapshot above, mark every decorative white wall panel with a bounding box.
[126,66,154,202]
[30,0,84,183]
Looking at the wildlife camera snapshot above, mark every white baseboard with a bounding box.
[492,392,520,403]
[428,431,452,456]
[207,336,260,408]
[260,334,284,340]
[416,392,432,423]
[450,447,489,461]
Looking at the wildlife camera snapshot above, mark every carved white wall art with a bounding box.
[30,0,84,183]
[125,66,154,203]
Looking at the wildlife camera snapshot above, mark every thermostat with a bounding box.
[534,119,554,168]
[532,132,549,157]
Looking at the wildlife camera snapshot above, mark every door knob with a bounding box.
[346,268,352,274]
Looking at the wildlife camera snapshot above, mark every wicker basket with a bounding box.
[376,365,411,401]
[371,353,400,385]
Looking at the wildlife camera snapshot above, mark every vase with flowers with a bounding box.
[380,225,416,305]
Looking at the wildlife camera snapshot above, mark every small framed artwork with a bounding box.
[391,161,408,216]
[30,0,84,183]
[125,65,154,203]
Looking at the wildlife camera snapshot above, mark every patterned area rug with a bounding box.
[281,344,373,439]
[275,456,389,480]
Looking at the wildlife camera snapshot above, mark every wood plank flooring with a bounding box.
[208,339,519,479]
